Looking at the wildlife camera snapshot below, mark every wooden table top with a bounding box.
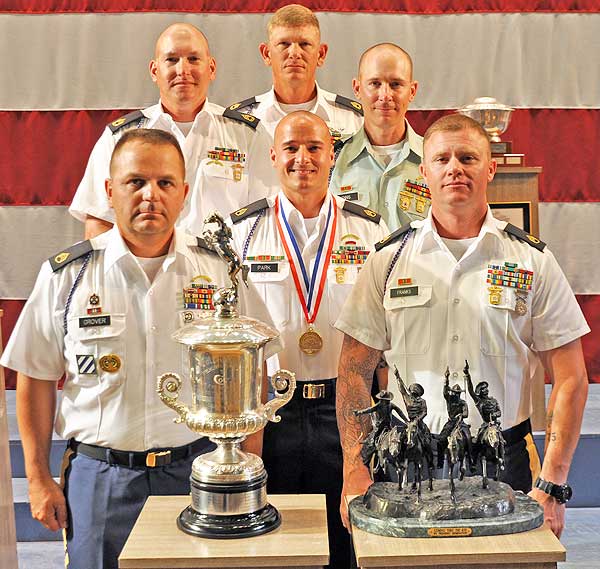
[119,494,329,568]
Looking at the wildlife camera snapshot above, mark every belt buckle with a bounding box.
[146,450,171,468]
[303,383,325,399]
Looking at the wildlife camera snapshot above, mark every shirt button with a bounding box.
[453,298,461,304]
[451,334,459,342]
[149,290,154,296]
[384,202,389,207]
[452,372,459,378]
[151,325,157,332]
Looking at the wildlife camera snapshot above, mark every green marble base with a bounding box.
[350,478,543,538]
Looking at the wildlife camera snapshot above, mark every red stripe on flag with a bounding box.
[1,1,598,14]
[1,109,599,206]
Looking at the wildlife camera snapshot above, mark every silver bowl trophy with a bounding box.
[157,213,296,538]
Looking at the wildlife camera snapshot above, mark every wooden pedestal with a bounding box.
[119,494,329,569]
[351,521,565,569]
[0,309,19,569]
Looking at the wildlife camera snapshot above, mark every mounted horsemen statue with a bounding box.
[438,367,473,502]
[393,366,435,494]
[464,360,506,489]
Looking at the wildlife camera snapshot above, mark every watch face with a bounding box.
[559,485,573,503]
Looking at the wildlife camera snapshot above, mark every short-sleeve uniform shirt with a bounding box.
[68,101,277,233]
[1,228,281,451]
[330,122,427,232]
[335,210,590,433]
[229,192,388,381]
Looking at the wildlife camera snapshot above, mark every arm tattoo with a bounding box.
[337,335,382,468]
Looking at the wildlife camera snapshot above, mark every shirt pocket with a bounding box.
[480,285,528,357]
[326,266,358,326]
[383,284,432,355]
[199,158,248,215]
[248,262,291,327]
[65,314,127,387]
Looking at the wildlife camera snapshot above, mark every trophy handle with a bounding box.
[262,369,296,423]
[157,372,190,424]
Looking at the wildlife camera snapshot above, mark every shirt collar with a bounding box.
[101,226,183,274]
[263,83,333,123]
[344,120,422,165]
[277,189,333,236]
[145,98,217,131]
[416,207,506,255]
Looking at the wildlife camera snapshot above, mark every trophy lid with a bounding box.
[172,314,279,347]
[458,97,514,113]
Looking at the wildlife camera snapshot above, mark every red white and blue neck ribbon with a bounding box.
[274,194,338,324]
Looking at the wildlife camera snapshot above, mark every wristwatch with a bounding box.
[534,477,573,504]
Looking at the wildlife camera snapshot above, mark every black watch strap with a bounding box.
[535,476,572,504]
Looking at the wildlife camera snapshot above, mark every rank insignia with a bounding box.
[334,266,347,284]
[54,252,70,265]
[99,354,121,373]
[183,275,217,310]
[77,355,96,375]
[331,234,370,265]
[488,286,503,305]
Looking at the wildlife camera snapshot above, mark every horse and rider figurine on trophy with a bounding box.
[354,360,506,502]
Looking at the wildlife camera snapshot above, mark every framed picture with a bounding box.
[489,202,531,233]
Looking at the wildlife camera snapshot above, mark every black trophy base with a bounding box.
[177,503,281,539]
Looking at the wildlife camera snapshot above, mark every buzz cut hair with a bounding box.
[267,4,320,37]
[423,114,491,158]
[110,128,185,177]
[358,43,413,79]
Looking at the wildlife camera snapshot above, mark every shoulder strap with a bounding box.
[49,240,94,272]
[231,198,270,224]
[108,110,145,134]
[375,223,413,252]
[226,97,258,112]
[334,95,363,116]
[342,200,381,224]
[222,108,260,130]
[503,223,546,252]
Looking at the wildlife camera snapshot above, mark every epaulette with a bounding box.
[222,108,260,130]
[342,200,381,224]
[226,97,258,112]
[195,236,218,254]
[334,135,351,155]
[231,198,270,224]
[334,95,363,116]
[503,223,546,252]
[375,223,413,252]
[108,110,145,134]
[49,240,93,272]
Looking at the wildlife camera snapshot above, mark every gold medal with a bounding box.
[99,354,121,373]
[299,327,323,355]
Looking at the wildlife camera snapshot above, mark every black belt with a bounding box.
[295,378,336,400]
[502,418,532,445]
[68,438,207,468]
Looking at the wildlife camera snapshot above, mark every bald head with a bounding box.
[154,23,209,59]
[149,23,216,121]
[358,43,413,80]
[271,111,334,201]
[274,111,331,148]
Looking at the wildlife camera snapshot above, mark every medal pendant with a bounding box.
[515,296,528,316]
[299,327,323,355]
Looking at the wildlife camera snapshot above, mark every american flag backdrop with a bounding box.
[0,1,598,387]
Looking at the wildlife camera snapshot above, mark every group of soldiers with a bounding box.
[0,4,591,569]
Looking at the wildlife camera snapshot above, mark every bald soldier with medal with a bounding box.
[229,110,387,569]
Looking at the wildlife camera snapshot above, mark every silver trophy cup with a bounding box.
[157,213,296,538]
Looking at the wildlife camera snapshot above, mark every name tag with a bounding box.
[79,315,111,328]
[342,192,359,201]
[390,286,418,298]
[251,263,279,273]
